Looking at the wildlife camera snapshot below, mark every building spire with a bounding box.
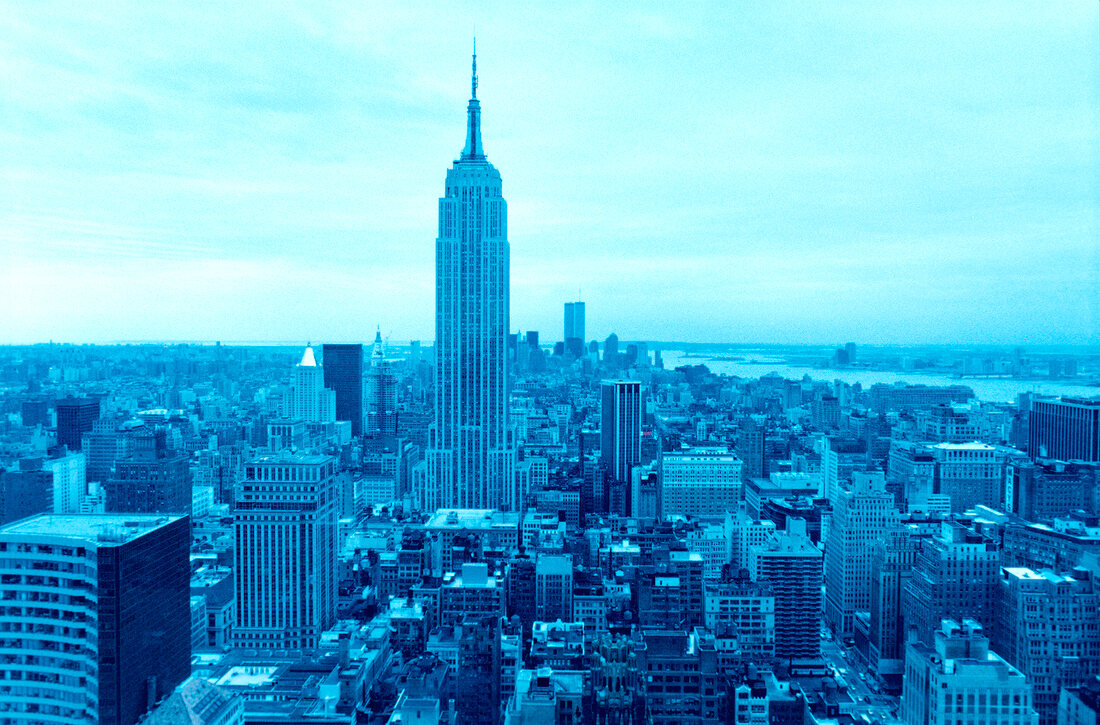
[461,39,484,161]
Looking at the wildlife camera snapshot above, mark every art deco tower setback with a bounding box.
[426,49,516,511]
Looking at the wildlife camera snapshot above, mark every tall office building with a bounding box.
[322,343,364,436]
[0,458,54,524]
[21,395,49,428]
[869,524,926,679]
[929,442,1020,513]
[291,345,336,424]
[1007,459,1099,521]
[821,435,869,503]
[603,333,620,363]
[82,418,134,485]
[41,448,86,514]
[1029,397,1100,462]
[0,513,190,725]
[902,619,1039,725]
[564,301,585,358]
[824,470,899,635]
[366,330,398,437]
[600,380,641,483]
[660,446,743,518]
[105,429,191,515]
[996,567,1100,724]
[902,519,1000,646]
[234,454,338,649]
[563,301,585,343]
[56,396,100,451]
[426,50,515,511]
[748,518,823,659]
[535,553,573,622]
[737,417,765,480]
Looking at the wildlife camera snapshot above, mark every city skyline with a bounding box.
[3,4,1100,720]
[2,2,1097,346]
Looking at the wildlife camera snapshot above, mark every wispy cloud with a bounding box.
[0,1,1095,344]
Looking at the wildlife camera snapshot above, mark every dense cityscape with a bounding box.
[3,9,1100,725]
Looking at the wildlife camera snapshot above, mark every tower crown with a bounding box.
[460,40,485,161]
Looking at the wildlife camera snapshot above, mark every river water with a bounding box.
[660,351,1100,404]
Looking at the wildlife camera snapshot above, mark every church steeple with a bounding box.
[461,39,484,161]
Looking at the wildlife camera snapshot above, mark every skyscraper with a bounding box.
[902,519,1000,646]
[366,330,398,437]
[0,458,54,524]
[426,49,515,511]
[105,429,191,515]
[824,470,899,635]
[0,513,191,725]
[563,301,585,358]
[234,454,338,650]
[56,396,100,451]
[563,301,585,342]
[600,380,641,483]
[749,518,824,659]
[322,343,364,436]
[1028,397,1100,462]
[291,345,336,424]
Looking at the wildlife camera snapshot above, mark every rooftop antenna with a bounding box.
[472,36,478,99]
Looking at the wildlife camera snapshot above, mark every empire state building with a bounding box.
[425,49,516,511]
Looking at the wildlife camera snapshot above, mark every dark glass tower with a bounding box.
[0,514,191,725]
[600,380,641,483]
[322,343,365,436]
[600,380,641,515]
[56,396,100,450]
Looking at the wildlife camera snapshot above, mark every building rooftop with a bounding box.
[247,452,333,465]
[425,508,520,530]
[0,513,185,545]
[932,442,994,451]
[215,665,279,688]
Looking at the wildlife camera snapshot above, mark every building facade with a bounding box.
[366,331,398,437]
[56,396,100,451]
[1029,397,1100,462]
[426,52,516,511]
[824,471,898,635]
[600,380,641,516]
[321,343,364,436]
[0,514,190,725]
[902,619,1039,725]
[749,518,823,659]
[291,345,336,424]
[661,447,743,518]
[233,454,338,649]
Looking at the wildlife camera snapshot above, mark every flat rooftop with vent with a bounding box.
[0,513,187,544]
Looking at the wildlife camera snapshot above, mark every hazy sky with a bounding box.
[2,2,1097,346]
